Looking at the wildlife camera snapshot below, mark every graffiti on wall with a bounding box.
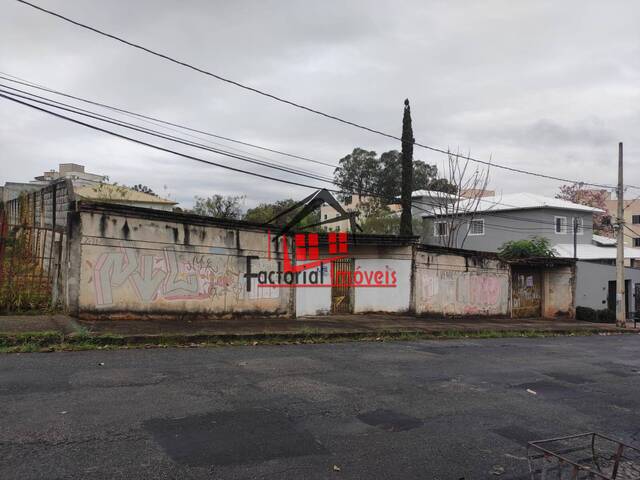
[419,270,506,314]
[90,246,278,306]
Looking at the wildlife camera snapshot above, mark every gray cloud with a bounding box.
[1,0,639,208]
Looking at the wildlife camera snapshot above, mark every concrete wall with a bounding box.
[69,204,291,318]
[294,245,413,316]
[295,262,331,316]
[413,250,510,316]
[61,202,577,320]
[542,265,575,318]
[422,207,594,252]
[353,258,412,313]
[575,260,640,313]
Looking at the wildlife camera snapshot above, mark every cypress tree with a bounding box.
[400,99,414,236]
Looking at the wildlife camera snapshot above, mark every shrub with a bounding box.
[576,306,616,323]
[498,236,557,259]
[576,306,597,322]
[596,308,616,324]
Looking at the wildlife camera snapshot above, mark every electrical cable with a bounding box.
[15,0,621,190]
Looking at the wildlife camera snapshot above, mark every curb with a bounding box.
[0,327,635,352]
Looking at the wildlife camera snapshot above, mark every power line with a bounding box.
[0,85,621,229]
[0,85,337,185]
[6,87,633,249]
[0,91,337,192]
[2,83,530,213]
[15,0,619,190]
[0,72,337,169]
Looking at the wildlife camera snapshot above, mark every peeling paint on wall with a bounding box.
[91,245,248,306]
[76,208,290,316]
[414,252,509,316]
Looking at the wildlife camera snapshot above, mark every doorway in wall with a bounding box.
[331,258,354,314]
[511,268,542,318]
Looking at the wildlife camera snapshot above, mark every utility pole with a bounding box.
[573,217,577,260]
[616,142,626,328]
[400,99,414,237]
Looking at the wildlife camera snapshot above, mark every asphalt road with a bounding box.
[2,335,640,479]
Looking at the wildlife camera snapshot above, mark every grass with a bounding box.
[0,230,61,314]
[0,328,606,354]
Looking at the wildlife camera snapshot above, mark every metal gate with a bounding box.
[512,268,542,318]
[0,207,64,312]
[331,258,354,314]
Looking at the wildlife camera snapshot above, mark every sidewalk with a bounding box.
[0,313,634,338]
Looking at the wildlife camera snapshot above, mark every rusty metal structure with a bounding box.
[528,433,640,479]
[0,183,67,311]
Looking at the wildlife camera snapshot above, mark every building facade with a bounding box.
[421,193,598,252]
[604,191,640,249]
[421,192,640,317]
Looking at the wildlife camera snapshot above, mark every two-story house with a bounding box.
[422,193,599,251]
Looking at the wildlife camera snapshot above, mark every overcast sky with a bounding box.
[1,0,639,208]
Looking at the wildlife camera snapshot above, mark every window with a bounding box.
[324,214,327,220]
[555,216,567,234]
[634,238,640,247]
[572,217,583,235]
[469,219,484,236]
[344,196,352,205]
[633,215,640,224]
[434,221,448,237]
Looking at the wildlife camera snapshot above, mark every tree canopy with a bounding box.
[333,148,456,202]
[333,148,380,200]
[555,184,610,235]
[192,194,244,219]
[244,198,320,227]
[498,236,557,259]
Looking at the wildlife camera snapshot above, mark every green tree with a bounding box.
[192,194,244,219]
[333,148,380,201]
[357,198,400,234]
[497,236,557,259]
[377,150,456,201]
[244,199,320,227]
[427,177,458,195]
[400,99,414,236]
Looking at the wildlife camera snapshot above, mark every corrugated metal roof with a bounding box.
[411,190,458,200]
[473,193,603,213]
[592,234,617,246]
[421,192,603,217]
[553,243,640,259]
